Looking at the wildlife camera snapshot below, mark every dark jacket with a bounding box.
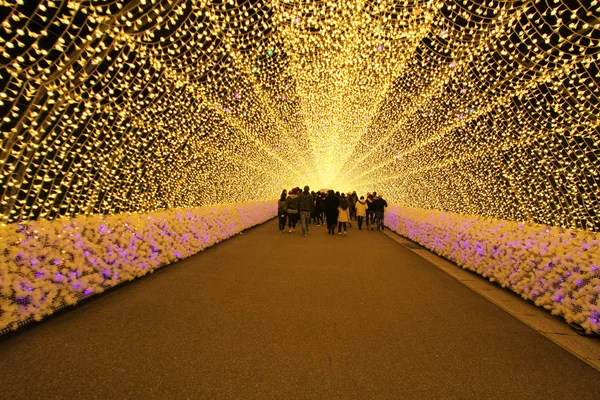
[278,200,287,214]
[286,194,299,211]
[324,196,340,214]
[373,198,388,213]
[316,196,325,211]
[367,197,376,211]
[298,191,314,211]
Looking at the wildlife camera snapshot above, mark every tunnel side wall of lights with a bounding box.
[0,200,276,335]
[385,204,600,334]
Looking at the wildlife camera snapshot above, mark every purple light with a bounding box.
[234,93,241,99]
[554,295,563,303]
[377,44,383,51]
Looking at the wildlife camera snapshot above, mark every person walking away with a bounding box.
[337,194,350,235]
[315,192,324,226]
[366,194,376,230]
[345,192,353,228]
[298,186,314,236]
[373,194,388,230]
[324,190,339,235]
[286,188,300,233]
[355,196,367,230]
[277,191,287,233]
[310,191,317,224]
[349,191,358,221]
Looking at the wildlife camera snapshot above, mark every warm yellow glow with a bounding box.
[0,1,599,230]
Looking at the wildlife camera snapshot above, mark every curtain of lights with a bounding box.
[1,0,599,230]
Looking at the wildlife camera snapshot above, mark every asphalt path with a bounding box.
[1,219,599,399]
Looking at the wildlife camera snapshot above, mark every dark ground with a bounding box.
[1,219,599,399]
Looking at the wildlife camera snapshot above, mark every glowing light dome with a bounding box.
[1,0,599,230]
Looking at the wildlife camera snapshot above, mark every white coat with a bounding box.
[355,200,367,217]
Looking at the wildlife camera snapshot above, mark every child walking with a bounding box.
[337,197,350,235]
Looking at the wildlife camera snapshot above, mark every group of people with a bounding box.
[277,186,388,236]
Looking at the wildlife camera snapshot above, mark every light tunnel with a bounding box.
[1,1,599,334]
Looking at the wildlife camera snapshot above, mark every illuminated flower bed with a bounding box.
[0,201,276,335]
[385,205,600,335]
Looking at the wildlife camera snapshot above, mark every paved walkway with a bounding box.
[1,220,599,399]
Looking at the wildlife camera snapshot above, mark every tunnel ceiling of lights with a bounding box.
[0,0,599,230]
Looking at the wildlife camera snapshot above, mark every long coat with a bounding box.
[323,196,339,226]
